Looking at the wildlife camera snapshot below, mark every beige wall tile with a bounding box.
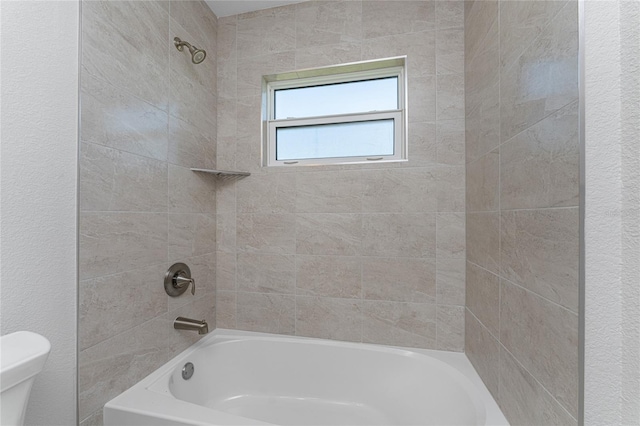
[500,1,578,142]
[80,1,218,420]
[217,17,238,99]
[408,75,437,123]
[168,115,214,169]
[216,251,236,292]
[362,300,437,349]
[465,309,500,399]
[169,165,217,214]
[500,281,579,417]
[499,347,577,426]
[362,31,435,78]
[436,165,465,212]
[436,258,465,306]
[466,148,499,212]
[79,263,168,350]
[499,0,569,71]
[237,253,295,294]
[362,168,437,213]
[168,67,217,136]
[501,208,579,312]
[436,119,465,166]
[216,290,237,329]
[79,295,214,419]
[408,121,438,166]
[236,213,296,254]
[362,213,436,258]
[437,305,464,351]
[295,0,362,48]
[437,28,464,75]
[216,180,237,214]
[235,95,262,145]
[436,0,464,30]
[216,136,237,171]
[464,52,500,163]
[80,212,167,280]
[437,212,466,258]
[80,142,168,212]
[500,101,579,209]
[362,257,436,304]
[168,213,216,261]
[236,292,295,334]
[80,409,103,426]
[296,255,362,299]
[236,7,296,58]
[466,211,500,274]
[80,73,168,161]
[216,213,236,253]
[295,42,363,70]
[296,213,362,256]
[437,73,465,120]
[296,296,362,342]
[464,0,498,64]
[362,1,435,39]
[296,171,362,214]
[217,97,237,139]
[237,173,296,213]
[466,261,500,337]
[237,51,296,98]
[82,0,169,109]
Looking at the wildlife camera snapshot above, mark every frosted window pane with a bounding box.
[276,120,394,161]
[274,77,398,119]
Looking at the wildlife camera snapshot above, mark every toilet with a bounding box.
[0,331,51,426]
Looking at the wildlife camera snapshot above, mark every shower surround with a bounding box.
[464,0,580,424]
[78,1,218,424]
[215,0,467,350]
[76,1,582,425]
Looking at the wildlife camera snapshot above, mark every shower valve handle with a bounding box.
[175,275,195,295]
[164,263,196,297]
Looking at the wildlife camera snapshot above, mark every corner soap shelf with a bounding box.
[191,168,251,181]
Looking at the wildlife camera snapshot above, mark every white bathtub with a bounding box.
[104,329,508,426]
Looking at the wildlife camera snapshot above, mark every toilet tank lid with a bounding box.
[1,331,51,392]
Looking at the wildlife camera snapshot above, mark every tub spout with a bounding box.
[174,317,209,335]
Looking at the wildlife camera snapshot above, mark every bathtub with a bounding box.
[104,329,508,425]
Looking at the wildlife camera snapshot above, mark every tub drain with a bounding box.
[182,362,194,380]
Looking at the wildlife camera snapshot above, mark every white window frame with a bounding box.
[262,57,407,167]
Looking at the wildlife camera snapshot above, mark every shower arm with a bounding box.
[174,37,195,53]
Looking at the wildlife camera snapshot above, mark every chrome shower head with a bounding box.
[174,37,206,64]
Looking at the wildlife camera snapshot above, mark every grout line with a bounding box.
[497,0,503,403]
[466,259,579,316]
[499,339,579,423]
[497,99,580,150]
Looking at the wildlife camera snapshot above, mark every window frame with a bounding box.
[262,57,408,167]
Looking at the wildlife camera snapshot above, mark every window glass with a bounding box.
[276,119,394,161]
[274,77,398,119]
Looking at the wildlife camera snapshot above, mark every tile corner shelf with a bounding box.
[190,168,251,179]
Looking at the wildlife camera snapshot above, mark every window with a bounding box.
[263,57,407,167]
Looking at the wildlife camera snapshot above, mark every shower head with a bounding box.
[174,37,206,64]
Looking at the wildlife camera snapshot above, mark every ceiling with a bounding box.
[205,0,304,18]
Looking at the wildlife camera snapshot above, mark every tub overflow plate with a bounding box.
[182,362,194,380]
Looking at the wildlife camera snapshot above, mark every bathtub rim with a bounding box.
[104,329,508,426]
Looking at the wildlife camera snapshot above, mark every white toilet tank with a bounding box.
[0,331,51,426]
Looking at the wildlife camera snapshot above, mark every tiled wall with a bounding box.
[215,0,466,350]
[464,1,580,424]
[78,1,217,424]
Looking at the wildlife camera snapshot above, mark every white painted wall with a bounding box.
[0,1,80,424]
[584,0,640,424]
